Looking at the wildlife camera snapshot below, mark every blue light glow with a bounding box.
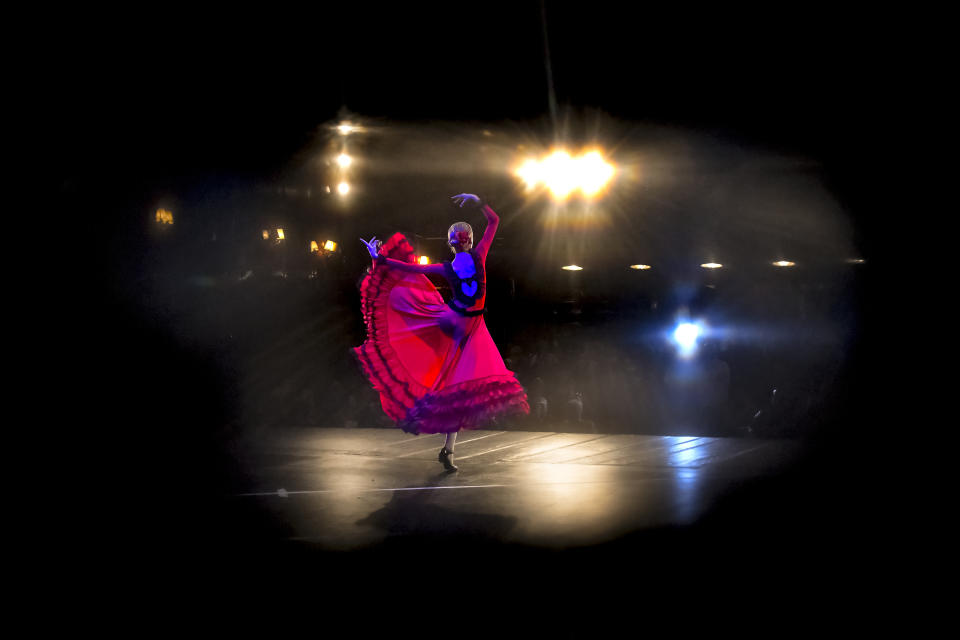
[674,323,700,349]
[670,321,704,359]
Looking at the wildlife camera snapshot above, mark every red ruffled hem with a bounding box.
[399,374,531,435]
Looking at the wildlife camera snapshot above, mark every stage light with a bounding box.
[338,182,350,195]
[847,258,866,264]
[324,240,337,252]
[516,159,542,190]
[630,264,651,270]
[515,148,616,201]
[578,151,616,197]
[418,256,430,265]
[700,263,723,269]
[562,265,583,271]
[543,151,577,200]
[276,228,285,240]
[262,230,270,240]
[155,208,173,225]
[772,260,795,267]
[310,241,319,253]
[336,153,352,168]
[672,321,703,359]
[338,123,354,135]
[674,323,700,349]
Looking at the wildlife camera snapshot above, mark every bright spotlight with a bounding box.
[543,150,577,200]
[847,258,866,264]
[262,230,270,240]
[338,182,350,195]
[579,151,616,197]
[672,322,704,358]
[630,264,651,270]
[276,228,285,240]
[338,123,354,135]
[701,263,723,269]
[562,265,583,271]
[324,240,337,252]
[418,256,430,265]
[310,241,319,253]
[674,323,700,349]
[516,158,542,190]
[772,260,795,267]
[336,153,352,168]
[155,209,173,225]
[515,149,616,201]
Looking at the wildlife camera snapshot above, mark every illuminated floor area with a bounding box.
[223,427,802,552]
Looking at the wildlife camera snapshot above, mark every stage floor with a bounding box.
[223,427,803,552]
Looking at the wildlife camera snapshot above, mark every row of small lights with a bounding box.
[154,208,341,256]
[562,259,864,271]
[332,122,357,196]
[256,235,868,270]
[262,228,338,253]
[255,241,862,270]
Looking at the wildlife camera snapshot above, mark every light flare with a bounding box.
[578,151,616,197]
[515,149,616,201]
[674,323,700,349]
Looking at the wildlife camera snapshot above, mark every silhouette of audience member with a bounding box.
[506,344,523,373]
[564,383,590,431]
[529,377,548,424]
[567,389,583,422]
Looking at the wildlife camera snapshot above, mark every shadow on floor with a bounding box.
[354,484,519,542]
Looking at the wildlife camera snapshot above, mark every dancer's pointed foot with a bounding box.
[439,447,458,472]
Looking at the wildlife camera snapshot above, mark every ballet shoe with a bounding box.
[439,447,459,472]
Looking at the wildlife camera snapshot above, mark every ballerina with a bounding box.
[354,193,529,471]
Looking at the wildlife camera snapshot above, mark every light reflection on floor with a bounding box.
[233,428,800,550]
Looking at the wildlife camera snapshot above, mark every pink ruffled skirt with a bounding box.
[353,233,529,434]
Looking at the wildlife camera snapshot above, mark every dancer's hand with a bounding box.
[360,236,380,259]
[451,193,481,208]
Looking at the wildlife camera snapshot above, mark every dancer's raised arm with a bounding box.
[360,236,445,275]
[451,193,499,260]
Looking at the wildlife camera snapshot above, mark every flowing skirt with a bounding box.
[353,233,529,434]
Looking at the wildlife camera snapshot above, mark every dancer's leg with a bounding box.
[444,431,457,452]
[439,431,459,471]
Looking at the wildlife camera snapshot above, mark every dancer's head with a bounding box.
[447,222,473,254]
